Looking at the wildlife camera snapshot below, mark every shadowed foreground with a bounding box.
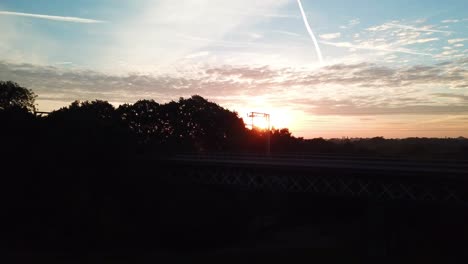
[2,158,468,262]
[1,82,468,262]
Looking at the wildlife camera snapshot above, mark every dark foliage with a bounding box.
[41,100,132,159]
[117,96,247,154]
[2,81,467,159]
[0,82,38,157]
[0,81,37,113]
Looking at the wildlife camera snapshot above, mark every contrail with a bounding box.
[0,11,105,24]
[296,0,323,64]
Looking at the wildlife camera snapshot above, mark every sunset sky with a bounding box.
[1,0,467,138]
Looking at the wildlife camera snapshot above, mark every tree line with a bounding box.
[1,80,468,160]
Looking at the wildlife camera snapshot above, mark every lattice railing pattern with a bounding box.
[165,167,467,205]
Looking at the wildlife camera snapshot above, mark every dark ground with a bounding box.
[2,159,468,263]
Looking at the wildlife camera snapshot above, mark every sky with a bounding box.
[0,0,467,138]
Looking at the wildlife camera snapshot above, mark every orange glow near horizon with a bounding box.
[36,99,468,139]
[236,96,300,131]
[239,108,298,131]
[245,115,269,130]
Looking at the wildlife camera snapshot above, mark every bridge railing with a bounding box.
[168,151,468,165]
[159,152,468,205]
[161,152,468,178]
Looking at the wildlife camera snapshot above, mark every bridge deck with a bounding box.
[162,154,468,177]
[152,153,468,205]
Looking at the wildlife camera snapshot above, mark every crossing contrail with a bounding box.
[0,11,105,23]
[296,0,323,64]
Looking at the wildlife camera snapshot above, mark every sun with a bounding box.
[242,109,294,131]
[252,115,270,130]
[236,96,298,131]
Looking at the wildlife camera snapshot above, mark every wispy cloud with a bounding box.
[3,58,467,115]
[368,23,451,33]
[55,62,73,65]
[448,38,468,44]
[433,93,468,101]
[319,32,341,40]
[184,51,210,59]
[402,38,439,44]
[340,18,360,29]
[100,0,290,68]
[320,41,432,56]
[0,10,105,24]
[441,19,460,23]
[272,30,302,37]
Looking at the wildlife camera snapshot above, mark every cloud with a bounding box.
[184,51,210,59]
[434,49,460,59]
[0,61,280,106]
[206,65,274,77]
[55,62,73,65]
[272,30,302,37]
[340,18,360,29]
[289,98,468,116]
[448,38,468,44]
[389,36,439,46]
[248,33,263,39]
[433,93,468,101]
[408,38,439,44]
[349,19,361,27]
[226,9,299,19]
[320,41,432,56]
[0,15,60,65]
[2,58,467,116]
[441,19,460,23]
[368,23,451,33]
[319,33,341,40]
[99,0,290,70]
[325,20,453,60]
[0,10,105,23]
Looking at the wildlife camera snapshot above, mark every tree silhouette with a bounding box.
[44,100,130,158]
[1,81,467,160]
[0,81,38,158]
[163,95,246,152]
[116,95,248,153]
[48,100,116,121]
[118,99,164,146]
[0,81,37,113]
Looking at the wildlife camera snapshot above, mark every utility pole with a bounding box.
[248,112,271,156]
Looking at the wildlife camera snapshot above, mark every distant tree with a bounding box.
[117,99,164,145]
[117,95,248,153]
[270,128,296,152]
[0,82,39,158]
[305,138,336,153]
[44,100,131,158]
[48,100,115,121]
[180,95,247,152]
[0,81,37,113]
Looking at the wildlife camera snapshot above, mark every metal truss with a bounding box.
[164,166,467,205]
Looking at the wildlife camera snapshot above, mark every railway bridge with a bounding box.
[153,153,468,206]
